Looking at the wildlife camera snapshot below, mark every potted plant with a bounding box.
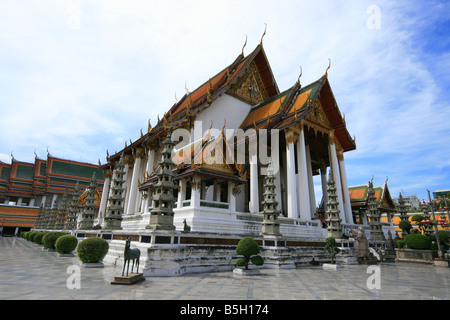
[234,237,264,275]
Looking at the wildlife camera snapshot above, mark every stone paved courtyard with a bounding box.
[1,236,449,301]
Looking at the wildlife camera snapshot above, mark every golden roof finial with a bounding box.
[325,58,331,77]
[148,119,152,133]
[260,23,267,45]
[241,35,247,56]
[185,81,190,95]
[140,128,143,138]
[296,66,302,85]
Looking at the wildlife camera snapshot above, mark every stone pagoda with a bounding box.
[261,160,281,236]
[65,182,80,230]
[48,195,60,230]
[325,170,342,239]
[34,204,44,229]
[41,195,53,229]
[397,192,409,221]
[146,131,176,230]
[367,180,384,241]
[55,189,68,230]
[78,173,98,230]
[104,153,126,230]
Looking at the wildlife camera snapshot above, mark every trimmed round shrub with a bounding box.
[34,232,47,245]
[399,220,412,234]
[28,231,39,242]
[397,240,405,249]
[55,235,78,254]
[42,231,67,249]
[404,233,431,250]
[21,231,29,240]
[235,237,264,270]
[251,255,265,266]
[77,237,109,263]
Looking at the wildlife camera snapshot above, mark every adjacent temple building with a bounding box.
[0,153,104,234]
[96,41,360,238]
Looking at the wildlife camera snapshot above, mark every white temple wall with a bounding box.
[194,94,252,138]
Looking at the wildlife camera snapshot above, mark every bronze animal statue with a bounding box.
[183,219,191,232]
[122,238,141,276]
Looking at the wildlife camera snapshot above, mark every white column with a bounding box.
[126,149,144,216]
[228,181,236,213]
[296,129,311,220]
[249,153,259,213]
[177,179,186,209]
[123,155,132,214]
[285,131,298,219]
[338,151,353,224]
[320,166,328,206]
[98,175,110,223]
[329,140,346,224]
[191,176,201,208]
[305,144,316,218]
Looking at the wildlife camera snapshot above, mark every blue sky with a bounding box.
[0,0,449,202]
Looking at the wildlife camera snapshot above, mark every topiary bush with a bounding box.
[398,220,412,236]
[404,233,431,250]
[28,231,39,242]
[397,240,405,249]
[22,231,31,240]
[34,232,47,245]
[55,235,78,254]
[42,231,67,249]
[325,237,341,264]
[235,237,264,270]
[77,237,109,263]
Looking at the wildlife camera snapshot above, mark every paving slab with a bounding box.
[1,236,449,303]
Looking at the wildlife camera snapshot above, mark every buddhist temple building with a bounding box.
[99,42,358,239]
[0,153,104,235]
[348,179,397,236]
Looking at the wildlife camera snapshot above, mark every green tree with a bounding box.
[235,237,264,270]
[325,237,341,264]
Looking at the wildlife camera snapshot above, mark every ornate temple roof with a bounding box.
[349,180,396,211]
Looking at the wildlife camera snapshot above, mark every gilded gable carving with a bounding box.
[227,62,268,105]
[305,100,333,134]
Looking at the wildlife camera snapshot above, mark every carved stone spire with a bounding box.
[325,170,342,239]
[397,193,409,221]
[146,131,177,230]
[367,180,384,241]
[104,153,126,230]
[261,160,281,236]
[78,173,97,230]
[55,189,68,230]
[65,182,80,230]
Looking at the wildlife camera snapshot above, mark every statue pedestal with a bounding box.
[111,273,145,285]
[233,268,261,276]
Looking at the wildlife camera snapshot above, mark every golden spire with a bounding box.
[148,119,152,133]
[260,23,267,45]
[241,35,247,56]
[325,58,331,77]
[296,66,302,85]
